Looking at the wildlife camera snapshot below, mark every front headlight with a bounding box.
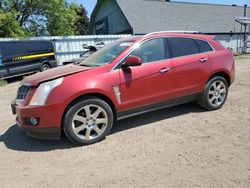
[29,77,64,105]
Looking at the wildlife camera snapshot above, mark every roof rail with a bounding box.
[145,30,201,36]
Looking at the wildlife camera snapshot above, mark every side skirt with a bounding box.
[117,93,201,120]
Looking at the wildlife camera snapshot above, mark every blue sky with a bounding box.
[71,0,249,17]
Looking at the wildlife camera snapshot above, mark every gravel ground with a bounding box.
[0,57,250,188]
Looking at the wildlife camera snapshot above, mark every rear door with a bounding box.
[118,38,173,111]
[169,37,211,98]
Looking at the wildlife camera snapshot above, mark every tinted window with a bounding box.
[130,38,168,64]
[170,37,199,57]
[195,39,213,53]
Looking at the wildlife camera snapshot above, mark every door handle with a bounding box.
[159,67,170,73]
[200,58,208,63]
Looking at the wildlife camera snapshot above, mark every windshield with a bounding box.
[80,50,93,58]
[79,40,134,67]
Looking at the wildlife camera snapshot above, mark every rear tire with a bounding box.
[198,76,228,111]
[41,63,51,71]
[63,97,114,145]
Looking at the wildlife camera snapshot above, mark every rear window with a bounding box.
[195,39,213,53]
[170,37,199,58]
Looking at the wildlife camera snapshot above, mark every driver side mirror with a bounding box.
[121,55,142,69]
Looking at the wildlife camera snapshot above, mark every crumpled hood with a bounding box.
[22,64,92,86]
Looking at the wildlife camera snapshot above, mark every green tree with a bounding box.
[0,9,26,37]
[71,4,89,35]
[0,0,89,37]
[46,0,77,36]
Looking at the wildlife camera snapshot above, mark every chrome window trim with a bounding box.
[110,36,215,72]
[167,36,215,55]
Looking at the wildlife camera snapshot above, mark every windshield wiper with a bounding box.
[79,63,99,67]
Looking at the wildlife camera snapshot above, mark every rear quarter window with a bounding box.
[170,37,199,58]
[195,39,213,53]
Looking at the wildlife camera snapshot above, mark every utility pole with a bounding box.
[243,4,247,53]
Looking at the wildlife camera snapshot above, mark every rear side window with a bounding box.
[195,39,213,53]
[170,37,199,58]
[130,38,168,64]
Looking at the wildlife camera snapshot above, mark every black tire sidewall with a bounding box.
[41,63,50,71]
[63,98,114,145]
[203,76,228,110]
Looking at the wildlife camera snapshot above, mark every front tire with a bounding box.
[63,97,114,145]
[199,76,228,110]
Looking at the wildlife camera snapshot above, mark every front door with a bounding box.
[118,38,173,111]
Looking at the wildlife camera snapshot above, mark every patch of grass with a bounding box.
[235,54,250,60]
[0,79,7,86]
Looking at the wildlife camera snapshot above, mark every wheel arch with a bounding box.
[207,71,231,87]
[41,61,51,67]
[39,57,50,64]
[40,57,57,68]
[61,93,117,128]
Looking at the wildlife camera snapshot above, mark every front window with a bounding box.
[130,38,168,64]
[79,40,134,67]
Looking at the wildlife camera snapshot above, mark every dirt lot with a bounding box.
[0,56,250,188]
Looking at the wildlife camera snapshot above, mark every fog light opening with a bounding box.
[30,117,38,125]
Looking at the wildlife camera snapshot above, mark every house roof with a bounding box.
[235,17,250,24]
[115,0,250,34]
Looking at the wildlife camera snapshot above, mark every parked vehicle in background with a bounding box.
[11,32,235,145]
[0,40,57,78]
[63,42,105,65]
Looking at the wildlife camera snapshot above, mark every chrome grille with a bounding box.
[16,85,31,100]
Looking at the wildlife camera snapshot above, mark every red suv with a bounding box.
[11,32,235,145]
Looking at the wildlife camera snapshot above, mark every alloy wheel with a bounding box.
[207,80,227,107]
[71,104,108,141]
